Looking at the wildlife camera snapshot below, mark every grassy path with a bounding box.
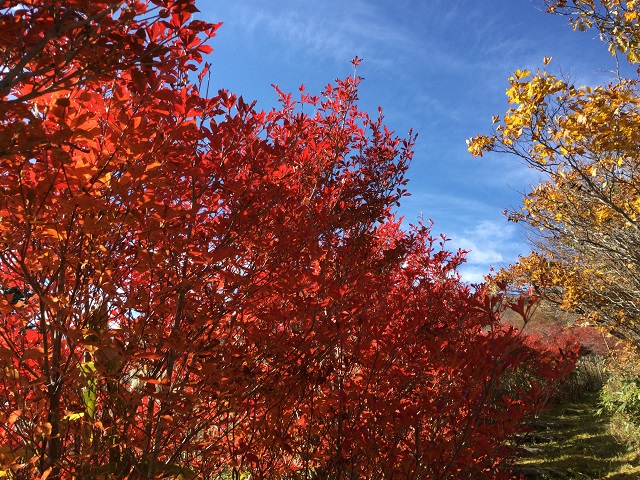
[510,392,640,479]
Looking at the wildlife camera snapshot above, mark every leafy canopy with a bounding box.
[469,0,640,340]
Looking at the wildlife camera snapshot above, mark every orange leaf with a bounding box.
[8,409,22,425]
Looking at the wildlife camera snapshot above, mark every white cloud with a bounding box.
[214,2,412,67]
[398,193,526,283]
[448,220,524,284]
[457,265,492,285]
[451,220,516,264]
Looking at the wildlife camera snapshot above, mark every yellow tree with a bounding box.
[469,1,640,340]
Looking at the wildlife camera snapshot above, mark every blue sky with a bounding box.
[198,1,622,283]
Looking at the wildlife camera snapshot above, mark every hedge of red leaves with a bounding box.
[0,1,577,478]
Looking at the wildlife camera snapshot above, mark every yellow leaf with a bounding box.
[513,69,531,80]
[62,412,85,423]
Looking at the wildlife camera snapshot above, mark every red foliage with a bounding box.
[500,303,610,407]
[524,322,610,358]
[0,1,576,478]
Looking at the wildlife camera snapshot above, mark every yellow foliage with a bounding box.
[474,2,640,342]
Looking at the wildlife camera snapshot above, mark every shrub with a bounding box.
[600,345,640,448]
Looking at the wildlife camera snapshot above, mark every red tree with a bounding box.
[0,1,574,479]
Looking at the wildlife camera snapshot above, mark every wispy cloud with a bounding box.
[214,2,413,67]
[452,220,516,262]
[450,220,525,284]
[399,197,525,283]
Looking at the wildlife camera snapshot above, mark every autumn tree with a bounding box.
[469,1,640,340]
[0,1,576,479]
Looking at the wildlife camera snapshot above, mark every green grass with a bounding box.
[511,392,640,479]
